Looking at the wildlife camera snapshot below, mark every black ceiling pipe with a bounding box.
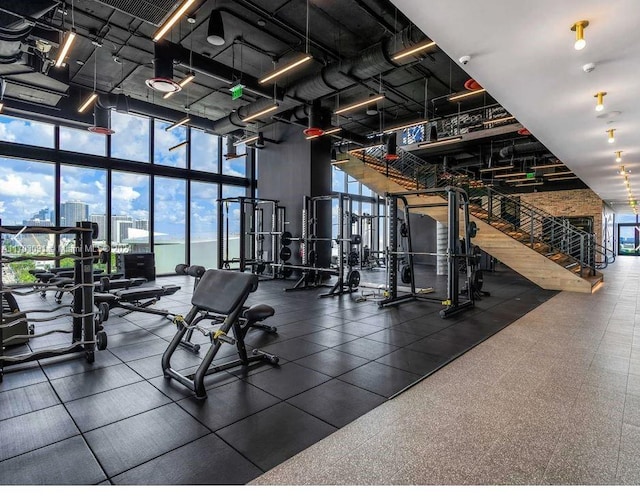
[499,141,547,159]
[0,0,58,64]
[205,26,426,136]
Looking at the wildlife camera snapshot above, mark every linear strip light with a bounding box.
[417,136,463,149]
[169,140,188,152]
[478,165,513,173]
[391,40,436,61]
[78,93,98,113]
[543,171,574,177]
[531,163,565,170]
[153,0,195,42]
[163,73,196,99]
[505,177,539,184]
[335,95,384,115]
[494,172,527,179]
[306,127,342,140]
[0,102,4,113]
[241,104,279,123]
[515,181,544,187]
[448,88,486,102]
[234,135,259,146]
[483,115,514,125]
[259,55,313,84]
[331,159,350,165]
[383,119,430,134]
[165,116,191,131]
[55,30,76,68]
[547,176,578,182]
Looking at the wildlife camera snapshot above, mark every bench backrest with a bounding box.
[191,269,258,315]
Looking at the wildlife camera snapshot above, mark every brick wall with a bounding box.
[514,188,604,244]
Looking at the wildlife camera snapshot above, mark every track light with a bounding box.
[169,140,188,151]
[165,116,191,131]
[571,20,589,50]
[78,93,98,113]
[417,136,463,149]
[615,151,623,163]
[619,165,626,175]
[241,104,279,123]
[448,88,486,102]
[55,30,76,68]
[547,176,578,182]
[259,55,313,84]
[392,40,436,61]
[335,95,384,115]
[594,91,606,112]
[206,9,225,46]
[331,159,349,165]
[607,128,616,144]
[543,171,575,177]
[153,0,195,42]
[383,119,430,134]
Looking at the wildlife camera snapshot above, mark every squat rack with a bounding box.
[0,221,99,381]
[218,196,283,279]
[379,187,475,318]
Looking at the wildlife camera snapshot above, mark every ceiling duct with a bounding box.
[206,26,426,136]
[0,0,58,64]
[145,41,181,93]
[499,141,547,158]
[88,100,114,135]
[94,0,178,25]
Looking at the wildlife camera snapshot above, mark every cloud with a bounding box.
[59,127,106,156]
[112,185,140,202]
[0,201,4,214]
[0,116,54,147]
[0,173,48,198]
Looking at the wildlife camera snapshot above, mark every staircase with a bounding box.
[338,145,607,293]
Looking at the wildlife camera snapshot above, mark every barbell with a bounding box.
[281,231,362,246]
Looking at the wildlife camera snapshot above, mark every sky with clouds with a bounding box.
[0,113,247,240]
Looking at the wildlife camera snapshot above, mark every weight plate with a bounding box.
[281,231,293,246]
[350,234,362,245]
[347,270,361,289]
[401,265,412,284]
[91,222,99,240]
[468,221,478,239]
[282,267,293,278]
[348,251,359,267]
[279,246,292,261]
[256,262,266,274]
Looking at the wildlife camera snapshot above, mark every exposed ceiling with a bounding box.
[0,0,592,193]
[391,0,640,213]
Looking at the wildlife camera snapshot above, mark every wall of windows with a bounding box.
[0,112,249,276]
[154,177,186,273]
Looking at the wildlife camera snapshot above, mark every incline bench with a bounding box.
[162,269,279,399]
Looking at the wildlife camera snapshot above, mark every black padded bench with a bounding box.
[162,269,278,399]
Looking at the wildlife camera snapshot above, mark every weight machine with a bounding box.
[379,187,476,318]
[273,193,361,297]
[218,197,284,279]
[1,221,105,381]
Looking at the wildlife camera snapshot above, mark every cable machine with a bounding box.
[380,187,476,318]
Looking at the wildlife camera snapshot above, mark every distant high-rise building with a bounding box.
[60,201,89,227]
[117,220,133,243]
[111,215,132,243]
[134,219,149,231]
[90,214,107,241]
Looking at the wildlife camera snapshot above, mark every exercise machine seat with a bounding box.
[190,270,257,314]
[114,285,180,301]
[242,304,275,322]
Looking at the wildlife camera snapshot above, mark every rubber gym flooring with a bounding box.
[0,265,555,484]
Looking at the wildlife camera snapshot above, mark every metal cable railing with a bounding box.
[347,145,606,277]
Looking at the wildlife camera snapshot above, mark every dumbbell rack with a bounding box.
[0,221,101,381]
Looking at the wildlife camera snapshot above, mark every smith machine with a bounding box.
[380,187,479,318]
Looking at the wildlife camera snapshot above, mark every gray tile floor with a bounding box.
[251,256,640,485]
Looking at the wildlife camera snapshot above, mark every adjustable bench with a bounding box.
[94,284,181,315]
[162,269,279,399]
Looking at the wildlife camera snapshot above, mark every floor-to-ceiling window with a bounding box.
[0,157,55,282]
[154,176,186,273]
[190,181,219,268]
[111,171,150,254]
